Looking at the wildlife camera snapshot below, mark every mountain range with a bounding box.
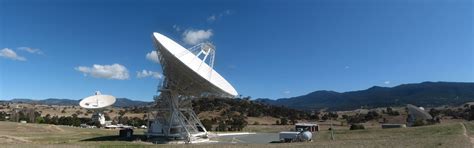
[257,82,474,111]
[3,81,473,111]
[2,98,151,108]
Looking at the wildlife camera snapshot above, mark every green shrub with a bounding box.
[350,124,365,130]
[412,119,425,127]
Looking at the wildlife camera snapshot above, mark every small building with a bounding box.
[295,123,319,132]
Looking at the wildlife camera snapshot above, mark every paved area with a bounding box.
[214,133,279,144]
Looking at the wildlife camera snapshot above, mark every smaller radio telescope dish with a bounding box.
[407,104,432,127]
[79,91,116,126]
[79,91,116,109]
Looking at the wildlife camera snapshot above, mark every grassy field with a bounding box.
[0,121,471,148]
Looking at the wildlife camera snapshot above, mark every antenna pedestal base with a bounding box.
[146,91,208,143]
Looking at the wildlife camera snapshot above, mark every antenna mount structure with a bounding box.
[146,33,237,143]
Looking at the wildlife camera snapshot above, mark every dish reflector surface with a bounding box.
[152,32,238,97]
[407,104,432,120]
[80,94,116,109]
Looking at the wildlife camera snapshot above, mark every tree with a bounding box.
[36,116,45,124]
[310,113,320,121]
[230,115,247,131]
[386,107,400,116]
[280,117,288,125]
[412,119,425,127]
[44,114,52,123]
[75,110,83,115]
[429,108,441,117]
[118,110,126,117]
[386,107,393,114]
[328,112,339,120]
[0,111,6,121]
[350,124,365,130]
[365,111,380,121]
[321,114,329,121]
[216,121,227,131]
[201,119,213,131]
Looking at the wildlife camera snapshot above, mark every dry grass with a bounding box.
[0,121,470,148]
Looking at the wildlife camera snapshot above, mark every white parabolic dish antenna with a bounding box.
[79,91,116,109]
[152,32,237,97]
[147,32,238,143]
[79,91,116,126]
[406,104,433,126]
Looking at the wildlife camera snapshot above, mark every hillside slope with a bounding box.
[6,98,150,108]
[258,82,474,111]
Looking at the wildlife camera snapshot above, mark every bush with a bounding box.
[412,119,425,127]
[201,119,214,131]
[35,116,45,124]
[350,124,365,130]
[280,118,288,125]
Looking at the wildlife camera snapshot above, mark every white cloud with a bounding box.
[220,9,232,17]
[136,70,162,79]
[0,48,26,61]
[75,64,129,80]
[283,90,291,94]
[146,50,160,63]
[17,47,43,55]
[182,29,213,45]
[384,81,391,84]
[207,15,216,22]
[172,25,181,32]
[344,66,350,69]
[208,10,232,23]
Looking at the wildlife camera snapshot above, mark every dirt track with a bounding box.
[461,123,474,147]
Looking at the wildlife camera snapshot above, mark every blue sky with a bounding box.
[0,0,473,101]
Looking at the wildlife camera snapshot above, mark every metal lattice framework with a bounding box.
[147,34,226,143]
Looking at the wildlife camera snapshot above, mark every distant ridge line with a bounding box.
[257,81,474,111]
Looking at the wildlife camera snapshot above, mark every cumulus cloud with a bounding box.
[146,50,160,63]
[384,81,391,84]
[0,48,26,61]
[136,70,162,79]
[182,29,213,45]
[283,90,291,94]
[17,47,43,55]
[75,64,129,80]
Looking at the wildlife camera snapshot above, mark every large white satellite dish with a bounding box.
[152,32,237,97]
[79,91,116,126]
[147,32,238,143]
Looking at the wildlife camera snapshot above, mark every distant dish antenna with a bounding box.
[406,104,432,127]
[147,32,238,143]
[79,91,116,125]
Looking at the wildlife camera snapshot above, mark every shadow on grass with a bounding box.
[81,135,147,142]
